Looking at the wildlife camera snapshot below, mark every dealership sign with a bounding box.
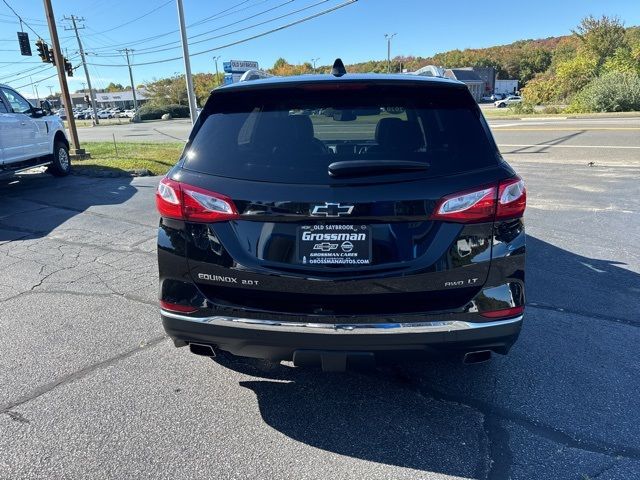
[223,60,259,73]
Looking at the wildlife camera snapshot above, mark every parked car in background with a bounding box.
[97,110,114,119]
[490,93,505,101]
[0,84,71,178]
[123,109,135,118]
[495,95,522,108]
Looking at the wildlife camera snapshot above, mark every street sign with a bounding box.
[223,60,259,73]
[17,32,32,56]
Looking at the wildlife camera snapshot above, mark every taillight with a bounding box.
[155,177,239,222]
[156,178,182,219]
[430,176,526,223]
[430,186,497,223]
[496,177,526,219]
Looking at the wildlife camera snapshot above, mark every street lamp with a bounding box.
[213,55,221,86]
[384,33,397,73]
[311,57,319,73]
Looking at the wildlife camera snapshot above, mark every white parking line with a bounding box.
[490,123,537,128]
[498,144,640,150]
[580,262,606,273]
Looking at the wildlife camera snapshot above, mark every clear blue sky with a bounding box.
[1,0,639,98]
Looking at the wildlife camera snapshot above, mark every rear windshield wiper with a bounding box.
[328,160,429,178]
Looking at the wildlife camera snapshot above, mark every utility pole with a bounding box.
[120,48,138,111]
[64,15,99,125]
[212,55,221,86]
[29,76,38,103]
[46,85,53,97]
[43,0,83,155]
[384,33,397,73]
[311,57,319,73]
[176,0,198,124]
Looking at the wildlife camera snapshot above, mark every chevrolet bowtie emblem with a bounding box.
[311,203,354,217]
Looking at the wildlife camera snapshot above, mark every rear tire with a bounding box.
[48,141,71,177]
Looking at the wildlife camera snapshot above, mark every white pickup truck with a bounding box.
[0,83,70,178]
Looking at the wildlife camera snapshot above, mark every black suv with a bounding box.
[156,65,526,370]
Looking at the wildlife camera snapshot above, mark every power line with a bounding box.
[0,0,48,40]
[0,51,78,81]
[0,60,59,83]
[90,0,173,35]
[148,0,329,53]
[87,0,357,68]
[92,0,299,57]
[85,0,271,53]
[1,53,81,85]
[0,12,49,24]
[0,61,50,64]
[13,64,81,90]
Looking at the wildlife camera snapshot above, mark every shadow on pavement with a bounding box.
[501,131,585,154]
[0,171,137,242]
[208,234,640,478]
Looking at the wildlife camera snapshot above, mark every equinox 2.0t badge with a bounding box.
[311,202,354,217]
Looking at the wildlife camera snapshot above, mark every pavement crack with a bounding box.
[384,367,505,479]
[589,459,621,479]
[5,410,30,424]
[527,303,640,328]
[0,335,167,416]
[0,289,157,308]
[387,367,640,469]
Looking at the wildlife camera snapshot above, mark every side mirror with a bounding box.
[40,100,52,113]
[31,108,46,118]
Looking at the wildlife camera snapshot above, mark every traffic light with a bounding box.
[17,32,32,56]
[64,59,73,77]
[47,47,55,66]
[36,39,48,62]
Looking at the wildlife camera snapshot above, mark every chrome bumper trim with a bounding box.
[161,310,523,335]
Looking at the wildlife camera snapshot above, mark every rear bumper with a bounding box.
[161,310,523,361]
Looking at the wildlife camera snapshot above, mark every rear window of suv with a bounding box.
[184,82,498,184]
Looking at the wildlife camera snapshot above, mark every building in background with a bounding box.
[495,79,519,95]
[411,65,518,101]
[443,69,485,101]
[95,89,148,109]
[458,67,495,96]
[58,89,148,110]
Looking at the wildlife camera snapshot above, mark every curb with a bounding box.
[72,168,154,178]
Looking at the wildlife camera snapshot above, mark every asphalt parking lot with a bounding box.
[1,120,639,479]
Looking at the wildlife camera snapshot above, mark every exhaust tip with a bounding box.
[189,343,216,357]
[463,350,492,365]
